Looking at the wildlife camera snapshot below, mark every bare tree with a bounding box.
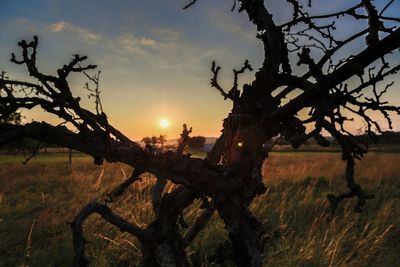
[1,0,400,266]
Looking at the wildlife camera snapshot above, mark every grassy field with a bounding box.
[0,152,399,266]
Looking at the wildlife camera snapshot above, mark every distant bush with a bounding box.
[379,131,400,143]
[188,136,206,150]
[0,138,40,153]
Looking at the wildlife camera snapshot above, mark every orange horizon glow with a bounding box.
[20,106,400,142]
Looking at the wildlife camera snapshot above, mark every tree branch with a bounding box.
[71,202,151,266]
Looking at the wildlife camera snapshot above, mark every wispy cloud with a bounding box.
[207,9,257,44]
[48,21,66,32]
[151,28,181,42]
[47,21,101,43]
[5,17,219,74]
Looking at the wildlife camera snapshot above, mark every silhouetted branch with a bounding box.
[177,123,192,154]
[183,207,214,246]
[210,61,230,100]
[82,69,103,115]
[71,202,150,266]
[239,0,291,74]
[324,121,374,213]
[270,27,400,122]
[211,60,253,101]
[182,0,197,10]
[362,0,381,46]
[231,59,253,96]
[22,141,42,165]
[106,167,144,202]
[152,178,167,217]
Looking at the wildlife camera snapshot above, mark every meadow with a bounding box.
[0,152,399,266]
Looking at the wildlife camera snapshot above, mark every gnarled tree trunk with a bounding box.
[1,0,400,266]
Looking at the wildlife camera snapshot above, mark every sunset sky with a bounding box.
[1,0,399,140]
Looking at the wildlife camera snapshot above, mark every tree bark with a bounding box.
[217,197,263,267]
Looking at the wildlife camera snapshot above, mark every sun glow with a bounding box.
[160,118,169,129]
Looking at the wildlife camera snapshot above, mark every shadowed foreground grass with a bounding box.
[0,152,399,266]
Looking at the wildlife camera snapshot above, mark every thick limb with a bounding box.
[142,186,196,267]
[217,198,263,267]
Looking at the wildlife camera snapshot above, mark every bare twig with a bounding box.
[183,0,197,9]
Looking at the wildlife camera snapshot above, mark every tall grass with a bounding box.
[0,152,399,266]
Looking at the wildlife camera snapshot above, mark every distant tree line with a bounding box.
[141,135,206,152]
[0,111,39,153]
[141,135,167,154]
[275,132,400,146]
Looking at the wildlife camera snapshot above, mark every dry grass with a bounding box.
[263,152,400,183]
[0,152,399,266]
[258,153,400,267]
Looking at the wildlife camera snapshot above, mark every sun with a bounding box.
[160,118,169,129]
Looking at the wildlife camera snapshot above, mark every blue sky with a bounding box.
[1,0,399,139]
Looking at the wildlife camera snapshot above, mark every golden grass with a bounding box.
[263,152,400,183]
[0,152,399,266]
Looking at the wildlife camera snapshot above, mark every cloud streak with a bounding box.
[48,21,101,43]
